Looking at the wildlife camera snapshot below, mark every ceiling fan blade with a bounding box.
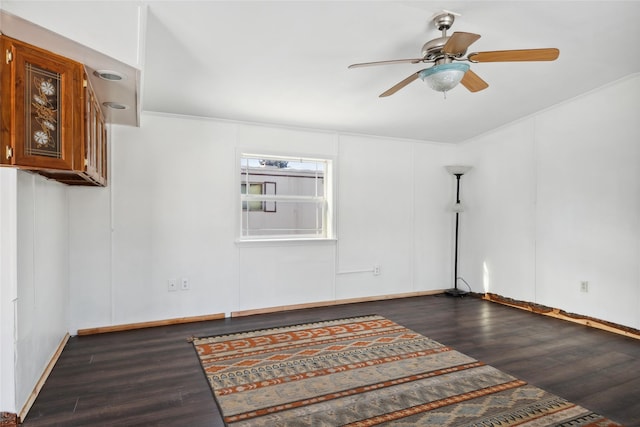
[443,32,481,55]
[379,72,421,97]
[460,69,489,92]
[468,48,559,62]
[348,58,424,69]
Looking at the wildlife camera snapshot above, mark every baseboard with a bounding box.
[231,289,446,317]
[18,333,70,422]
[483,293,640,340]
[76,313,226,336]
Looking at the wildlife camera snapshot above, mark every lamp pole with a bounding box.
[447,173,466,296]
[444,165,472,297]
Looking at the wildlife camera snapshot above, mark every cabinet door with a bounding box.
[83,76,98,180]
[6,36,81,170]
[82,73,107,185]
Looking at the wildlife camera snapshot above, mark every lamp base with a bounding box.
[444,288,468,297]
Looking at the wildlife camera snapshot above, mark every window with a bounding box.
[239,153,333,240]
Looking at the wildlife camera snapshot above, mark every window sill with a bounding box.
[235,237,337,247]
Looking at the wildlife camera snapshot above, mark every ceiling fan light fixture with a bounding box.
[419,63,469,92]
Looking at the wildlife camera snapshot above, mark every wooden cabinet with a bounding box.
[0,35,107,186]
[82,74,108,185]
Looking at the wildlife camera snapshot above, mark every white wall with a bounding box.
[336,135,413,299]
[69,78,640,332]
[67,113,457,331]
[1,169,71,415]
[70,115,239,327]
[68,184,112,330]
[460,121,538,302]
[0,169,18,414]
[15,172,69,413]
[336,135,458,299]
[461,74,640,329]
[535,75,640,328]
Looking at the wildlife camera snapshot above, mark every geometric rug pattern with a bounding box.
[192,315,623,426]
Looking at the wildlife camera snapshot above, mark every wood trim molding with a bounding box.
[77,313,226,336]
[482,292,640,340]
[231,290,446,317]
[19,333,70,422]
[75,293,638,340]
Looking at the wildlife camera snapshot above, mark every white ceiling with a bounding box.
[140,1,640,143]
[3,2,640,143]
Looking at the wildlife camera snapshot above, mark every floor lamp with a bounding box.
[445,165,472,297]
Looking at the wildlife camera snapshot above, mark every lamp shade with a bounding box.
[419,63,470,92]
[445,165,472,175]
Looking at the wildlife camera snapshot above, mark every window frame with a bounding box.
[237,151,335,242]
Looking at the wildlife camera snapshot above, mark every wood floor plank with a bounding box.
[21,295,640,426]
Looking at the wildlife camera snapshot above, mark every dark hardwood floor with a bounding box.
[22,295,640,426]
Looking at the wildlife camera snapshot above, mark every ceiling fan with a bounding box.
[348,11,559,97]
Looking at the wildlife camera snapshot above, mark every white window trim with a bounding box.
[237,151,336,242]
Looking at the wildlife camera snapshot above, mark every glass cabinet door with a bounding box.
[6,36,82,170]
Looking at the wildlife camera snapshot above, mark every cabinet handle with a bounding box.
[5,146,13,160]
[5,49,12,64]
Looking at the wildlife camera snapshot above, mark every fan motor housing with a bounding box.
[421,36,469,61]
[421,37,448,60]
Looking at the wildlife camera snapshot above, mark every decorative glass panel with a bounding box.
[25,62,61,158]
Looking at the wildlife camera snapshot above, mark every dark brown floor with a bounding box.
[22,295,640,426]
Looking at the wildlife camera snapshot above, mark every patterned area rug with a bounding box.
[192,315,622,426]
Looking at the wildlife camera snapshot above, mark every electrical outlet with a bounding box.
[181,278,190,290]
[168,279,178,292]
[580,281,589,293]
[373,265,381,276]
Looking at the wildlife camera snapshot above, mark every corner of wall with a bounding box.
[0,168,18,413]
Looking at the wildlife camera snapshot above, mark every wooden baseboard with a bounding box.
[18,333,70,422]
[482,293,640,340]
[76,313,226,336]
[231,289,446,317]
[77,291,447,334]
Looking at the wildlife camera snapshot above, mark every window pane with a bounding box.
[241,158,324,198]
[241,183,264,211]
[240,154,331,240]
[242,200,325,238]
